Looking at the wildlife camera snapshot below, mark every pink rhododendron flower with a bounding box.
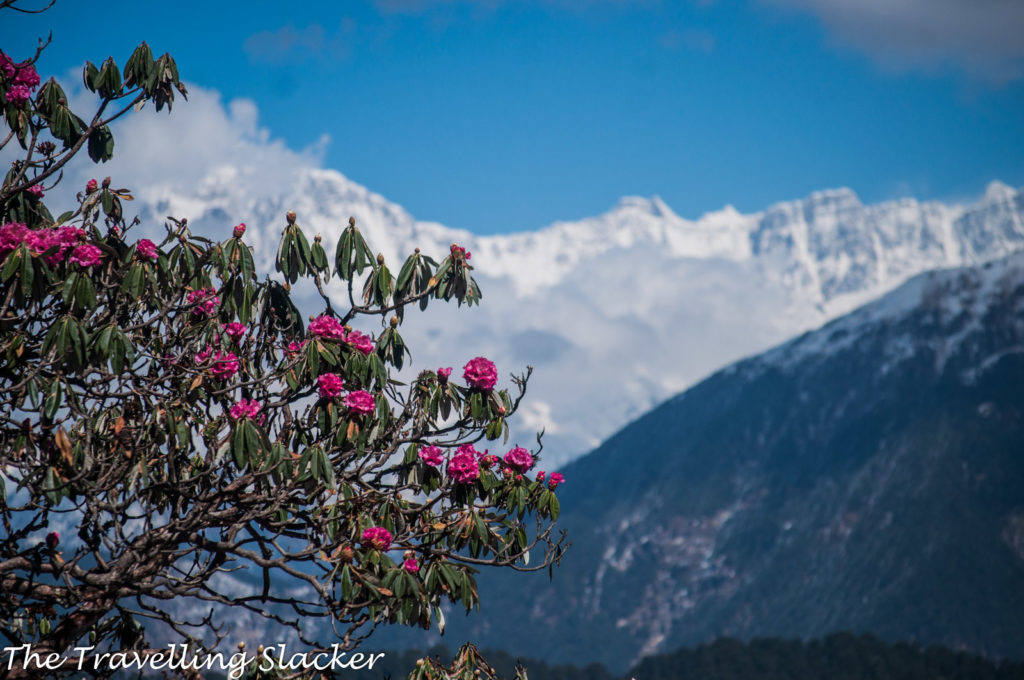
[223,322,247,340]
[45,531,59,548]
[480,454,499,469]
[0,222,28,257]
[403,558,419,573]
[187,287,219,316]
[55,226,85,245]
[418,445,444,467]
[345,390,376,415]
[536,471,546,483]
[503,447,533,473]
[317,373,344,398]
[449,243,471,260]
[1,224,84,265]
[69,244,102,268]
[6,84,32,106]
[233,222,246,238]
[25,184,43,199]
[462,356,497,391]
[86,178,98,193]
[344,329,375,356]
[447,447,480,484]
[229,399,262,422]
[210,350,240,380]
[437,367,452,383]
[362,527,392,551]
[195,347,239,380]
[0,52,14,79]
[285,339,306,357]
[13,63,39,89]
[547,472,565,489]
[22,229,53,253]
[309,314,344,339]
[136,239,157,260]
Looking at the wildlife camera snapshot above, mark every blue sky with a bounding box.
[3,0,1024,234]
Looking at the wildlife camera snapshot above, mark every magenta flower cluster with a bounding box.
[317,373,344,398]
[345,329,374,356]
[308,316,375,356]
[538,472,564,489]
[362,526,392,551]
[403,558,419,573]
[136,239,158,260]
[68,244,102,268]
[418,445,444,467]
[223,322,247,340]
[503,447,534,473]
[447,444,481,484]
[449,242,471,261]
[187,287,219,317]
[229,399,262,422]
[1,52,40,107]
[195,347,239,380]
[309,315,345,339]
[1,222,92,267]
[463,356,497,391]
[437,367,452,383]
[345,390,376,415]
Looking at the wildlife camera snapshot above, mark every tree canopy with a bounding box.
[0,5,566,678]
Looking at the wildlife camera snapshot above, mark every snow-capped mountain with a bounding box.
[123,167,1024,467]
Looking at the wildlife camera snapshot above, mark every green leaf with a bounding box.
[96,57,122,98]
[87,125,115,163]
[82,61,99,92]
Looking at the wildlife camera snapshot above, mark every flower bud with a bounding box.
[233,222,246,238]
[338,546,355,563]
[45,532,59,548]
[390,315,399,328]
[101,176,111,188]
[314,233,322,243]
[86,178,98,194]
[377,252,385,265]
[286,210,296,224]
[349,216,356,227]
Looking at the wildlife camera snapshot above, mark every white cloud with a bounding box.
[9,81,329,232]
[762,0,1024,82]
[243,24,329,64]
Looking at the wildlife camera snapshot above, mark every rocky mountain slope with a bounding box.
[391,250,1024,671]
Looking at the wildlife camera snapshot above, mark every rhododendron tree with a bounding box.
[0,6,565,679]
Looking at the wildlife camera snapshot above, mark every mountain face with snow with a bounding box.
[128,166,1024,467]
[385,250,1024,671]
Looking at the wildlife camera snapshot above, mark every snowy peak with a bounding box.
[757,250,1024,379]
[984,179,1016,202]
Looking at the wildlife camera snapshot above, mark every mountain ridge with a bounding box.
[119,165,1024,465]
